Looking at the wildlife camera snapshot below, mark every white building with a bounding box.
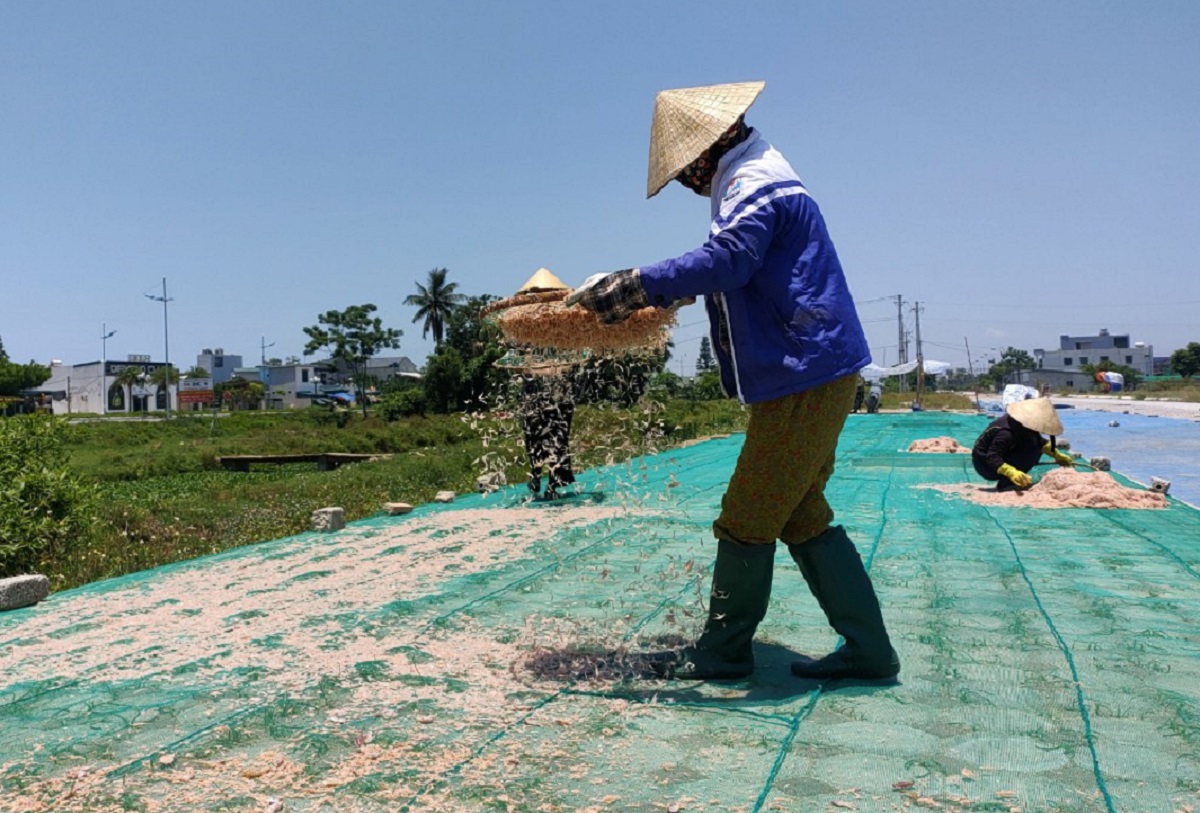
[37,355,176,416]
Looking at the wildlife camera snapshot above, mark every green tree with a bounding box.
[0,334,51,398]
[437,294,505,411]
[421,347,469,414]
[648,371,683,399]
[182,366,211,379]
[303,304,402,418]
[1169,342,1200,379]
[215,377,265,411]
[986,347,1036,385]
[692,369,726,401]
[695,337,716,373]
[405,268,466,348]
[148,365,180,411]
[114,367,145,413]
[0,359,51,397]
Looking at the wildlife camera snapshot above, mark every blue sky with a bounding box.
[3,1,1198,376]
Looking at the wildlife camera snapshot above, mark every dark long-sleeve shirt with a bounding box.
[972,414,1045,477]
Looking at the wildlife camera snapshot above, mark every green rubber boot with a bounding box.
[654,539,775,680]
[789,526,900,681]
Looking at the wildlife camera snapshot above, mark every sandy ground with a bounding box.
[1049,394,1200,420]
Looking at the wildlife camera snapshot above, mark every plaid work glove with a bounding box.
[565,268,648,324]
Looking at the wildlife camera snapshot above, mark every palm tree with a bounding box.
[405,268,466,349]
[114,367,144,413]
[150,365,180,389]
[150,365,180,411]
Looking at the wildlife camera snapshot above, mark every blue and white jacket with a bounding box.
[638,130,870,404]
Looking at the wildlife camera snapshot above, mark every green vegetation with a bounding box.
[303,303,402,418]
[880,391,977,411]
[0,415,99,577]
[405,267,467,349]
[5,400,747,590]
[1169,342,1200,380]
[0,334,51,413]
[1137,378,1200,402]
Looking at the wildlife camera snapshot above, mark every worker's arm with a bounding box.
[1042,441,1075,467]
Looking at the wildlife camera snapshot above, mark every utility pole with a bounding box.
[912,302,925,408]
[100,324,116,416]
[261,336,276,365]
[894,294,906,393]
[145,278,173,419]
[965,336,980,410]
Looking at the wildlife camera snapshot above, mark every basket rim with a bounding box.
[480,289,569,317]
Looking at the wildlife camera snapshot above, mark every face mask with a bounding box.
[676,154,715,196]
[674,118,749,197]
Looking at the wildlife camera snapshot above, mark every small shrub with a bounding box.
[0,415,99,578]
[381,389,427,420]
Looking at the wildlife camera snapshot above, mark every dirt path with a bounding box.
[1050,394,1200,421]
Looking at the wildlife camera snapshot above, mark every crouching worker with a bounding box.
[567,81,898,682]
[972,397,1073,490]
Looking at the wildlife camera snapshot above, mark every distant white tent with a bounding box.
[861,359,953,380]
[1001,383,1040,405]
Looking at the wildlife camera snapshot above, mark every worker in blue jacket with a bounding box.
[568,81,899,682]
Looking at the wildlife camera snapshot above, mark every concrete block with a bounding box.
[384,502,413,515]
[1089,457,1111,471]
[0,574,51,612]
[311,507,345,532]
[434,491,456,503]
[1150,477,1171,495]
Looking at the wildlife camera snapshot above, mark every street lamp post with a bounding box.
[138,373,149,417]
[261,337,276,410]
[100,324,117,415]
[145,278,174,419]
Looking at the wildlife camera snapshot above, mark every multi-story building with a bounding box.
[1033,329,1154,376]
[196,348,244,384]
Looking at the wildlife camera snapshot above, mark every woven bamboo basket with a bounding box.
[481,290,674,353]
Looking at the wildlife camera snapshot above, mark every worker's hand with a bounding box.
[997,463,1033,489]
[565,268,649,324]
[1043,442,1075,467]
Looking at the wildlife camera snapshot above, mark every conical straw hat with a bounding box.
[646,80,765,198]
[1006,397,1064,435]
[517,267,568,294]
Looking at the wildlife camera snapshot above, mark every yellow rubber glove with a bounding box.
[997,463,1033,489]
[1042,442,1075,467]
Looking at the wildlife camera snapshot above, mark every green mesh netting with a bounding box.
[2,413,1198,812]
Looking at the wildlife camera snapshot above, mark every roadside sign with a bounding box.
[179,377,215,404]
